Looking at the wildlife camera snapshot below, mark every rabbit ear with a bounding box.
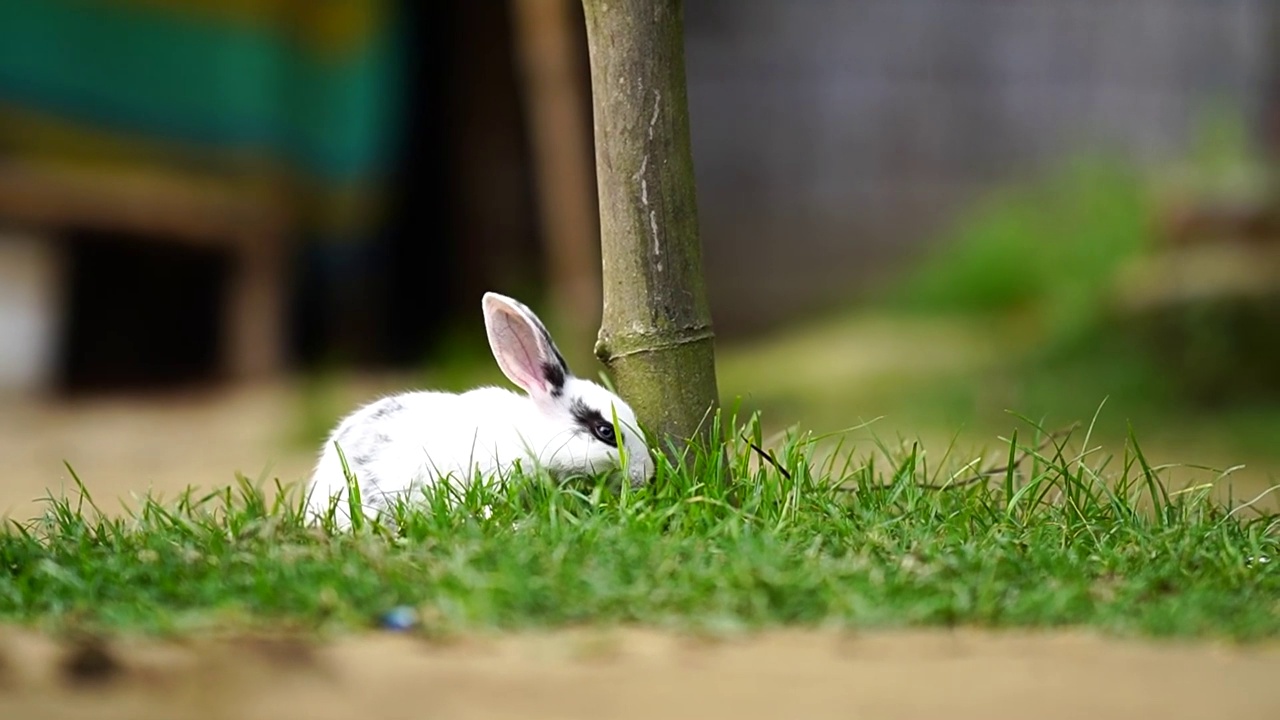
[482,292,571,398]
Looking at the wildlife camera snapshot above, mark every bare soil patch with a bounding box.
[0,626,1276,720]
[0,377,409,521]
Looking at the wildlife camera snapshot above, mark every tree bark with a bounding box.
[580,0,719,451]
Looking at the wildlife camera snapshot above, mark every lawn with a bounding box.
[2,412,1276,642]
[0,158,1278,720]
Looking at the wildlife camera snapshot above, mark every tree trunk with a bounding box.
[579,0,719,451]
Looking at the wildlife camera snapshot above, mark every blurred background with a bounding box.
[0,0,1277,517]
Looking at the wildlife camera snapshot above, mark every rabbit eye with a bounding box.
[591,421,617,446]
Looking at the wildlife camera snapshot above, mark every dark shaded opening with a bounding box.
[291,0,547,371]
[58,232,228,395]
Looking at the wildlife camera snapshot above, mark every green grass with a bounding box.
[1,412,1276,642]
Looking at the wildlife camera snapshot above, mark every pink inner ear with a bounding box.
[491,310,547,394]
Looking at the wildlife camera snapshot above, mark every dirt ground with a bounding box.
[0,626,1278,720]
[0,378,390,521]
[2,379,1278,719]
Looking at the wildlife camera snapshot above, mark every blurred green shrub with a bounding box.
[888,107,1280,414]
[892,158,1149,343]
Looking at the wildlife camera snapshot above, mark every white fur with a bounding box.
[304,292,654,528]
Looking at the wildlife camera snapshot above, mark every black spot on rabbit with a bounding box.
[369,398,404,421]
[571,399,618,447]
[542,361,566,396]
[539,331,569,374]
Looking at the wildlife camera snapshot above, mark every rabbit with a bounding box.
[304,291,655,528]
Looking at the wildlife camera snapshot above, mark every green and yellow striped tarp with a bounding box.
[0,0,404,236]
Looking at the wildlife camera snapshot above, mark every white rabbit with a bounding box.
[304,291,654,528]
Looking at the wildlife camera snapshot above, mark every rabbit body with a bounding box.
[305,292,653,527]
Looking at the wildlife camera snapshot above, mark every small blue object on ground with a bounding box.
[379,605,418,631]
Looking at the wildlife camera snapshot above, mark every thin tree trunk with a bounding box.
[510,0,601,354]
[580,0,719,451]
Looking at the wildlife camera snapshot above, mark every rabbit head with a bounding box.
[482,292,654,487]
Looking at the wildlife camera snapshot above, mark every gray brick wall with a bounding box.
[684,0,1273,333]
